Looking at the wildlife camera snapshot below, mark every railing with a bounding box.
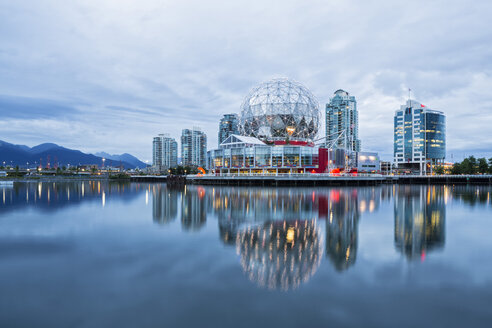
[190,173,384,178]
[397,174,492,178]
[189,173,492,179]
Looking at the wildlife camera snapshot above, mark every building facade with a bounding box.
[326,90,361,152]
[218,114,239,146]
[181,127,207,167]
[207,134,320,174]
[394,100,446,173]
[152,134,178,172]
[354,152,380,173]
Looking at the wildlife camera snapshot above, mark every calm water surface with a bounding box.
[1,181,492,327]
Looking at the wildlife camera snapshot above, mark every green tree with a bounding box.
[478,158,488,174]
[451,162,462,175]
[460,156,477,174]
[489,158,492,174]
[469,156,478,174]
[434,166,445,175]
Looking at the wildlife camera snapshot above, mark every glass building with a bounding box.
[394,100,445,173]
[326,90,361,152]
[207,135,319,174]
[218,114,239,146]
[181,127,207,167]
[152,133,178,172]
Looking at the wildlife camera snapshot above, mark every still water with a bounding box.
[1,181,491,327]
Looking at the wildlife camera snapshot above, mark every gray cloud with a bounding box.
[0,0,491,161]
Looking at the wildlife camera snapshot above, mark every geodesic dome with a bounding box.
[239,78,320,141]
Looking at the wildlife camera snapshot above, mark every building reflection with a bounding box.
[213,186,385,284]
[317,188,381,271]
[0,181,140,214]
[236,219,322,291]
[394,185,445,260]
[181,186,207,231]
[323,190,360,271]
[451,185,492,207]
[152,184,178,224]
[211,187,321,289]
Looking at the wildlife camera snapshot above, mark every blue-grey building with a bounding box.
[394,100,445,174]
[218,114,239,146]
[326,90,361,152]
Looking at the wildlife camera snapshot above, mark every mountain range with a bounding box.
[94,152,147,168]
[0,140,147,169]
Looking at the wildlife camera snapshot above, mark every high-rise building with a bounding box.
[218,114,239,146]
[152,134,178,172]
[181,127,207,167]
[394,100,446,173]
[325,89,361,152]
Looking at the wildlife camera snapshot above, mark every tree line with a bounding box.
[435,156,492,175]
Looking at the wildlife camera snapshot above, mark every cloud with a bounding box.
[0,0,491,161]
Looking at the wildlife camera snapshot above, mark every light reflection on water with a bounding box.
[0,181,492,327]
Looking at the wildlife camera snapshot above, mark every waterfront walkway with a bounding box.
[131,174,492,186]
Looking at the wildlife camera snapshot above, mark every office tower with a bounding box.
[218,114,239,146]
[394,100,446,173]
[152,134,178,172]
[181,127,207,167]
[325,89,361,152]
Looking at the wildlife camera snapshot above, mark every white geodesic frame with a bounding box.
[239,78,320,141]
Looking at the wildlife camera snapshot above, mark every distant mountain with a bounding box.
[30,143,60,154]
[0,140,146,169]
[94,152,147,168]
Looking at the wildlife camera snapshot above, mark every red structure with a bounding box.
[316,148,328,173]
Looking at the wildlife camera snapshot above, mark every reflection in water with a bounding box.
[323,190,360,271]
[451,185,492,206]
[152,185,178,224]
[11,182,483,289]
[0,181,141,214]
[2,182,492,326]
[181,186,207,231]
[394,185,445,261]
[236,220,323,291]
[318,188,381,271]
[154,186,386,288]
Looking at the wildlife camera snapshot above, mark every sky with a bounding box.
[0,0,491,162]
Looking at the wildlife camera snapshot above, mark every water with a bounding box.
[1,181,491,327]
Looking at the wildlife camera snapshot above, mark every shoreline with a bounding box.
[2,175,492,186]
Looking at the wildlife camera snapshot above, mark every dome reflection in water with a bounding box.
[145,184,456,289]
[236,220,323,291]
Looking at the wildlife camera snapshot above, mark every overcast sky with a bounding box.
[1,0,491,162]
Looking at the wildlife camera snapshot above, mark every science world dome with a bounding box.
[239,78,320,141]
